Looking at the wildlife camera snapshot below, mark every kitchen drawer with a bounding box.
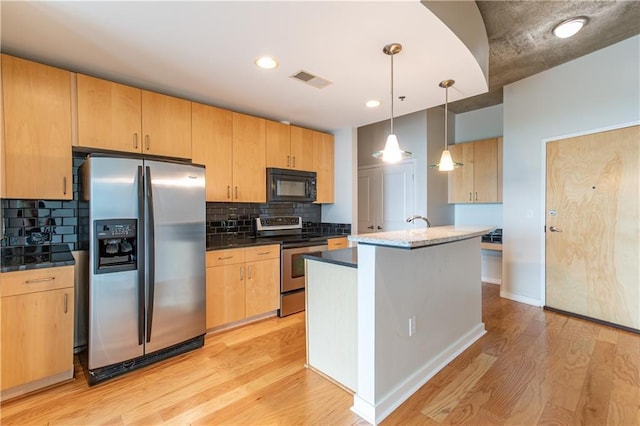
[206,248,245,267]
[327,237,348,251]
[245,244,280,262]
[1,266,74,298]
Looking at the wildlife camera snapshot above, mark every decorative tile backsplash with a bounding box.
[206,202,350,239]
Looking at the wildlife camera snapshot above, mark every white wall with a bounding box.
[453,103,504,228]
[502,35,640,305]
[321,126,357,226]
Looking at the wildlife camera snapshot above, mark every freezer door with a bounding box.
[144,160,206,353]
[87,156,145,369]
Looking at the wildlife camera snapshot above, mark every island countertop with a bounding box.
[348,225,494,249]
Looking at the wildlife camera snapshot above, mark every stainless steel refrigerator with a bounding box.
[81,155,205,384]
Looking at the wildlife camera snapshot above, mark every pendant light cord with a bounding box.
[444,83,448,150]
[390,52,394,134]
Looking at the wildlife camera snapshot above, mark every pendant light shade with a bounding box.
[430,79,462,171]
[372,43,412,163]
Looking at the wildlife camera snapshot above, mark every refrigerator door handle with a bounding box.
[137,165,145,346]
[145,165,156,343]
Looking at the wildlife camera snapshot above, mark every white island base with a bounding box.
[352,236,487,424]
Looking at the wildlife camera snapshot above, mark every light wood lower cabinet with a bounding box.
[0,266,75,401]
[327,236,348,250]
[206,245,280,329]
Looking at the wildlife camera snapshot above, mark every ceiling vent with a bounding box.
[290,70,332,89]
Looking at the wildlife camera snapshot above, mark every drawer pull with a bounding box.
[257,251,271,256]
[25,277,56,284]
[218,255,234,260]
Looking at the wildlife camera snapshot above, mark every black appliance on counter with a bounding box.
[255,216,329,317]
[481,228,502,243]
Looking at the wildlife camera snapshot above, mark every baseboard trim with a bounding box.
[482,277,501,285]
[499,290,542,307]
[350,323,487,425]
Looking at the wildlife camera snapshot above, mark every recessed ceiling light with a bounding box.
[552,16,589,39]
[255,56,278,69]
[366,100,381,108]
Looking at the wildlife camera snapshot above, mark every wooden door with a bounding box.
[448,143,474,203]
[2,54,72,199]
[76,74,142,153]
[192,103,233,201]
[245,258,280,317]
[1,288,73,390]
[546,125,639,330]
[265,120,291,169]
[291,126,314,171]
[206,264,245,328]
[473,138,498,203]
[313,132,334,203]
[232,112,266,202]
[141,90,191,159]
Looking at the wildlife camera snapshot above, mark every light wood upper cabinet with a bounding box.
[1,266,74,400]
[232,112,266,202]
[289,126,314,171]
[192,102,233,201]
[448,137,501,204]
[266,123,314,171]
[266,120,292,169]
[1,54,72,200]
[75,74,191,159]
[140,90,191,159]
[313,131,335,204]
[76,74,142,153]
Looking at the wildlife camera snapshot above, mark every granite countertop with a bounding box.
[0,244,76,273]
[348,225,494,249]
[303,247,357,268]
[206,235,281,251]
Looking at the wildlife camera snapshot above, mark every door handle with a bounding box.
[248,265,253,279]
[133,133,139,149]
[145,134,150,151]
[377,226,383,230]
[549,226,563,232]
[367,225,374,229]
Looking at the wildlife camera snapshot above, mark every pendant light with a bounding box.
[372,43,412,163]
[433,79,462,171]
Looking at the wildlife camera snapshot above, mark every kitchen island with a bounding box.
[305,226,491,425]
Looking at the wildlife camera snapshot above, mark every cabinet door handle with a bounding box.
[227,185,231,199]
[133,133,139,149]
[63,176,67,195]
[469,192,472,201]
[26,276,55,284]
[287,155,290,167]
[367,225,374,229]
[145,134,150,151]
[475,192,478,201]
[377,226,383,230]
[248,265,253,279]
[64,293,68,313]
[240,267,244,280]
[234,186,238,199]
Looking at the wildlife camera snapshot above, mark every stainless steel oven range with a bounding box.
[255,217,328,317]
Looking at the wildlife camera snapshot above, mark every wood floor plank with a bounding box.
[1,284,638,426]
[421,353,497,422]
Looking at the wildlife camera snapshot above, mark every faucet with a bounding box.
[406,215,431,228]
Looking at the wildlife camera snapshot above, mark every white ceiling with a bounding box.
[0,1,489,133]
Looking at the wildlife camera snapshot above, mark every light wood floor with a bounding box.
[1,284,638,425]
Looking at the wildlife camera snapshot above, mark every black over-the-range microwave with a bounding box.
[266,168,317,202]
